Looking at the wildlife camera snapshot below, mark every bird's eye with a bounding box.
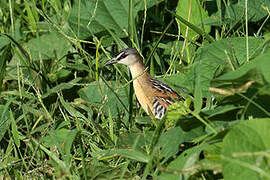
[120,53,127,59]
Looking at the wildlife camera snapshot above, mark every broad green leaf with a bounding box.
[78,81,129,117]
[47,69,72,83]
[222,118,270,180]
[134,116,152,125]
[157,173,182,180]
[59,95,87,120]
[165,104,206,138]
[158,41,184,56]
[194,64,203,113]
[214,50,270,84]
[82,165,122,180]
[176,0,211,40]
[24,32,71,60]
[158,145,203,180]
[43,128,78,164]
[158,40,198,67]
[0,36,9,50]
[78,82,103,104]
[203,105,241,118]
[159,73,190,94]
[185,37,265,97]
[157,127,185,163]
[68,0,160,39]
[198,142,223,173]
[208,0,270,26]
[203,142,222,162]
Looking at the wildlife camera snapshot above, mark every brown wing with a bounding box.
[149,78,184,119]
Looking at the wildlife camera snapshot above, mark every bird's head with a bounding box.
[104,48,141,67]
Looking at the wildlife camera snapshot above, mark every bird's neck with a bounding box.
[128,60,149,80]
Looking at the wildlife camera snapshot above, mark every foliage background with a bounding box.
[0,0,270,179]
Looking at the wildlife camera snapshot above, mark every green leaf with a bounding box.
[158,73,190,94]
[2,90,37,100]
[0,105,11,142]
[166,101,190,121]
[157,127,185,163]
[202,105,241,119]
[118,132,150,151]
[68,0,161,39]
[194,64,203,113]
[186,37,265,96]
[59,95,86,120]
[0,44,12,94]
[78,82,103,104]
[47,69,72,83]
[41,78,82,99]
[209,0,270,25]
[176,0,211,41]
[24,32,71,60]
[11,111,20,147]
[98,149,149,163]
[158,145,203,180]
[222,118,270,180]
[32,138,69,171]
[0,36,10,50]
[78,81,129,117]
[43,128,78,164]
[214,50,270,84]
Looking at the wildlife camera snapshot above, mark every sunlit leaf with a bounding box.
[98,148,149,163]
[68,0,161,39]
[176,0,211,40]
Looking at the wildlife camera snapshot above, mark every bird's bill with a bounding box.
[104,58,118,66]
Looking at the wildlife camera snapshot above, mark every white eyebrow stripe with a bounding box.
[115,51,125,60]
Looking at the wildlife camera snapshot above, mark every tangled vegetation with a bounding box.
[0,0,270,179]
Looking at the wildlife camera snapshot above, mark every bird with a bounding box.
[104,47,184,119]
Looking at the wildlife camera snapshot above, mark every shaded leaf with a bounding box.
[32,138,68,171]
[0,105,11,142]
[158,145,203,180]
[11,111,20,147]
[222,118,270,180]
[42,78,82,99]
[43,128,78,164]
[157,127,185,163]
[78,81,129,117]
[0,44,12,94]
[118,132,150,151]
[24,32,71,60]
